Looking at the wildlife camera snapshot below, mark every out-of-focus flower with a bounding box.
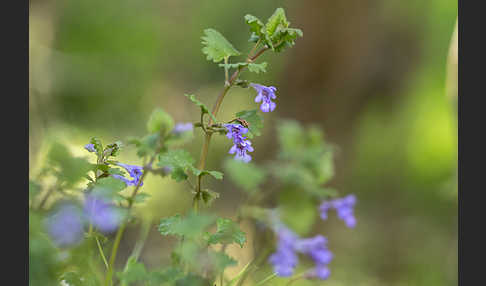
[250,83,277,113]
[269,223,333,280]
[84,144,96,153]
[172,122,194,134]
[45,204,85,247]
[268,226,299,277]
[84,194,123,233]
[319,194,357,228]
[224,124,254,163]
[113,163,144,187]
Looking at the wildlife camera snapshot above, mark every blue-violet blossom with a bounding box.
[224,123,254,163]
[84,194,123,233]
[319,194,357,228]
[269,225,333,280]
[45,203,85,247]
[112,163,144,187]
[85,143,96,153]
[250,83,277,113]
[173,122,193,134]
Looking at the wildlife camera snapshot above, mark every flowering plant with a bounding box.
[29,8,356,286]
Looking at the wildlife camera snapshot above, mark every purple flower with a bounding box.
[319,194,357,228]
[113,163,144,187]
[224,124,254,163]
[269,226,299,277]
[85,144,96,153]
[45,204,85,247]
[84,194,123,233]
[250,83,277,113]
[173,122,193,134]
[306,265,331,280]
[269,224,334,280]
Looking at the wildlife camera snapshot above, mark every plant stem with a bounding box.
[255,273,277,286]
[96,236,109,269]
[104,151,158,286]
[193,46,269,209]
[104,222,126,286]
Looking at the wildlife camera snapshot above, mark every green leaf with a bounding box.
[116,257,148,285]
[90,137,103,157]
[95,176,126,193]
[218,62,248,70]
[208,250,237,273]
[223,159,265,193]
[265,8,289,41]
[158,212,216,239]
[148,267,184,285]
[108,167,125,176]
[147,108,175,135]
[129,133,161,158]
[104,141,123,158]
[201,189,220,206]
[207,218,246,248]
[235,109,264,138]
[47,142,92,187]
[207,170,223,180]
[134,192,151,203]
[201,28,240,63]
[184,94,217,122]
[244,14,265,38]
[175,274,211,286]
[158,149,195,182]
[158,214,183,236]
[247,62,267,73]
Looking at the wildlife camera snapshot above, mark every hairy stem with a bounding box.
[193,46,269,210]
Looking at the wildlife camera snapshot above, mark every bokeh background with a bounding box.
[29,0,457,285]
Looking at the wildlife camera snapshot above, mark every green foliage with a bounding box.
[147,108,175,135]
[158,212,216,239]
[208,250,237,272]
[175,274,211,286]
[235,109,264,138]
[47,142,92,187]
[245,8,303,53]
[201,28,241,63]
[128,133,161,158]
[148,267,184,284]
[248,62,268,73]
[200,189,220,206]
[103,141,123,158]
[184,94,217,123]
[158,149,195,181]
[29,213,60,286]
[218,62,267,73]
[271,120,336,199]
[223,159,266,193]
[90,137,104,157]
[94,176,126,193]
[244,14,265,39]
[206,218,246,248]
[116,257,148,285]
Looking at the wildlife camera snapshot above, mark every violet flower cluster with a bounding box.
[112,163,144,187]
[46,193,124,247]
[223,123,254,163]
[84,143,96,153]
[269,225,333,280]
[319,194,357,228]
[250,83,277,113]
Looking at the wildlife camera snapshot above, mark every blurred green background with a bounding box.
[29,0,457,285]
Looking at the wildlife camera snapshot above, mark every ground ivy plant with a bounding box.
[29,8,357,286]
